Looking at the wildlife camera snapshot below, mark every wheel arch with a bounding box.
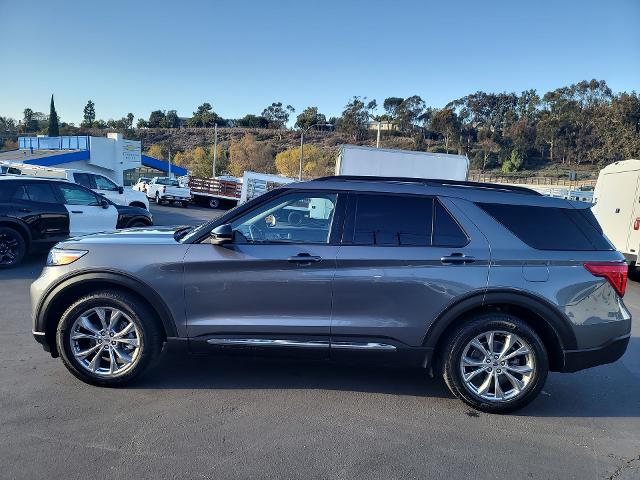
[37,271,178,357]
[424,289,577,372]
[0,218,32,248]
[129,201,147,209]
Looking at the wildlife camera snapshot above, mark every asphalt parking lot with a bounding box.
[1,202,638,479]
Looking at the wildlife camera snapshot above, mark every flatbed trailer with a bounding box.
[189,176,242,208]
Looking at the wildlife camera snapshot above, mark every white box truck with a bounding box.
[592,159,640,264]
[335,145,469,180]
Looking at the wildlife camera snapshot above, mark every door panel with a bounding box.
[20,182,68,241]
[55,183,118,236]
[65,205,118,236]
[183,191,344,343]
[183,243,338,339]
[331,195,490,347]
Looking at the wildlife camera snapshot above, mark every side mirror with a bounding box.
[210,223,233,245]
[100,198,110,209]
[118,186,124,194]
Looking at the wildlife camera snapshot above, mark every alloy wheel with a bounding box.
[459,330,535,402]
[69,307,141,376]
[0,233,20,265]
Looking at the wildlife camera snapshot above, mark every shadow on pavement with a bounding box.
[133,351,452,399]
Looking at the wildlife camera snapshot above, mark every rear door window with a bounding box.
[352,194,433,246]
[23,182,59,203]
[477,203,612,251]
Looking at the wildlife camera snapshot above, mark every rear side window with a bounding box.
[350,194,467,247]
[73,173,94,189]
[24,183,59,203]
[477,203,611,251]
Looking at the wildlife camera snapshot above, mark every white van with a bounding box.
[0,163,149,210]
[592,159,640,264]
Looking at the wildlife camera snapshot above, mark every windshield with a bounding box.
[156,178,180,186]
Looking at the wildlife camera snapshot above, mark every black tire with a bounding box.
[0,226,27,268]
[55,290,163,386]
[208,197,220,209]
[442,313,548,414]
[181,201,189,208]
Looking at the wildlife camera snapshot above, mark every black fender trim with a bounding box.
[422,288,578,358]
[36,269,178,340]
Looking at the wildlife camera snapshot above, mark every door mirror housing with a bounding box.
[118,186,124,194]
[210,223,233,245]
[99,198,110,209]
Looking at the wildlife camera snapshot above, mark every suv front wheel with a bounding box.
[442,314,549,413]
[56,290,163,386]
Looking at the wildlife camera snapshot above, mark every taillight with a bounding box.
[584,262,628,297]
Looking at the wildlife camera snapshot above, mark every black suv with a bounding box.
[0,176,152,267]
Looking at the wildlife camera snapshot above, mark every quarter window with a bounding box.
[230,193,337,244]
[57,184,101,206]
[0,182,29,202]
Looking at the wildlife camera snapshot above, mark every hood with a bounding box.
[62,226,187,245]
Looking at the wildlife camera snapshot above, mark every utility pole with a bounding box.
[212,123,218,178]
[376,121,381,148]
[168,146,172,178]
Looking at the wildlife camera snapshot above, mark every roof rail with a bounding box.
[313,175,541,195]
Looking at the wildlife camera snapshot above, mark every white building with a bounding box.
[1,133,186,185]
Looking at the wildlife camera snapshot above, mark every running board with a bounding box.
[206,338,396,351]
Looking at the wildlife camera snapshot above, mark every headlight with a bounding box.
[46,248,88,266]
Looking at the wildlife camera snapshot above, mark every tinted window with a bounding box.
[24,183,58,203]
[94,175,118,190]
[433,201,468,247]
[156,178,179,186]
[73,173,93,189]
[57,183,100,206]
[477,203,611,251]
[353,194,433,246]
[230,192,337,244]
[0,182,29,202]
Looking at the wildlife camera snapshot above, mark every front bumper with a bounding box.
[561,334,630,372]
[32,330,50,352]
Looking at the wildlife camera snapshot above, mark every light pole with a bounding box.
[299,123,332,180]
[212,123,218,178]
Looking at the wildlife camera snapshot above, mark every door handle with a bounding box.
[441,253,475,265]
[18,207,32,213]
[287,253,322,264]
[71,211,83,214]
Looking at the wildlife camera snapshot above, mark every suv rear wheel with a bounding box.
[56,290,163,386]
[0,226,26,268]
[442,314,548,413]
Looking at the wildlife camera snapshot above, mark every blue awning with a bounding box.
[141,155,188,176]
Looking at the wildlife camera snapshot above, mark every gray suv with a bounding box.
[31,176,632,413]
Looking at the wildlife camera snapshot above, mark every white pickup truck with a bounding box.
[146,177,192,207]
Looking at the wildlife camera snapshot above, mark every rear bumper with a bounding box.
[561,334,630,372]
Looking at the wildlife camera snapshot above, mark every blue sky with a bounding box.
[1,0,638,125]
